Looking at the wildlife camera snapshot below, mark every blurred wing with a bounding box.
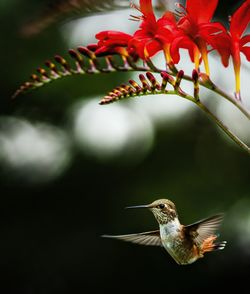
[184,214,224,245]
[102,230,162,246]
[20,0,129,37]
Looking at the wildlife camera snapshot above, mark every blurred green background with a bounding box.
[0,0,250,293]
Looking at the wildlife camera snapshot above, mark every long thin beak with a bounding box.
[125,205,149,209]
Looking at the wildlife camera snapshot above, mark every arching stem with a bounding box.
[195,100,250,154]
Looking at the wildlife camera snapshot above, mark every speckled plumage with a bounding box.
[103,198,227,265]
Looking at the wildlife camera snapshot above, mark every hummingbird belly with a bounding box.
[160,222,198,265]
[163,242,199,265]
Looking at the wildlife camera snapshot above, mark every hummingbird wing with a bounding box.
[102,230,162,246]
[184,213,224,245]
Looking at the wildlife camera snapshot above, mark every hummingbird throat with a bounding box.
[160,218,181,236]
[151,208,178,225]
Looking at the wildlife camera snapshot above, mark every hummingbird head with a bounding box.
[148,199,178,224]
[126,199,178,225]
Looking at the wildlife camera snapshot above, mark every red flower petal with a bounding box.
[240,34,250,47]
[129,35,161,59]
[199,22,226,35]
[230,0,250,37]
[241,46,250,61]
[155,27,175,44]
[198,23,227,50]
[94,46,112,56]
[145,40,162,57]
[186,0,218,24]
[129,40,145,59]
[96,31,132,44]
[210,33,231,67]
[94,30,133,56]
[159,11,177,25]
[171,35,198,64]
[140,0,154,17]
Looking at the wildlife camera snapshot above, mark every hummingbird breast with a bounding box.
[160,219,198,265]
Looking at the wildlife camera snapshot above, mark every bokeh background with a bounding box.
[1,0,250,293]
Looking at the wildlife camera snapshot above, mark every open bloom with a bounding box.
[171,0,225,75]
[91,0,249,98]
[213,0,250,97]
[128,0,177,61]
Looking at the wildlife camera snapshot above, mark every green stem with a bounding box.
[205,85,250,119]
[182,77,250,119]
[195,100,250,154]
[139,60,250,120]
[127,59,250,153]
[181,75,250,119]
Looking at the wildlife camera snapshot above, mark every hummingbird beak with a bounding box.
[125,205,149,209]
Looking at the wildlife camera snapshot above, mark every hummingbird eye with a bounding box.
[158,204,165,209]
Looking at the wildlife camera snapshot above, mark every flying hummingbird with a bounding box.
[103,199,227,265]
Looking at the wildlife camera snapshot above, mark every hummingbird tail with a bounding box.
[212,241,227,251]
[201,235,227,253]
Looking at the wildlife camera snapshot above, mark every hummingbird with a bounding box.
[103,199,227,265]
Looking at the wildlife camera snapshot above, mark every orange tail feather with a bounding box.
[201,235,227,253]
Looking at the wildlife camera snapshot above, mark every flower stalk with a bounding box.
[12,0,250,154]
[196,101,250,154]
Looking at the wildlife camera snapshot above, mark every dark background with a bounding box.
[1,1,250,293]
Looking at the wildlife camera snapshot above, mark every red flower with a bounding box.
[171,0,225,75]
[214,0,250,97]
[128,0,177,62]
[89,0,250,99]
[94,31,133,57]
